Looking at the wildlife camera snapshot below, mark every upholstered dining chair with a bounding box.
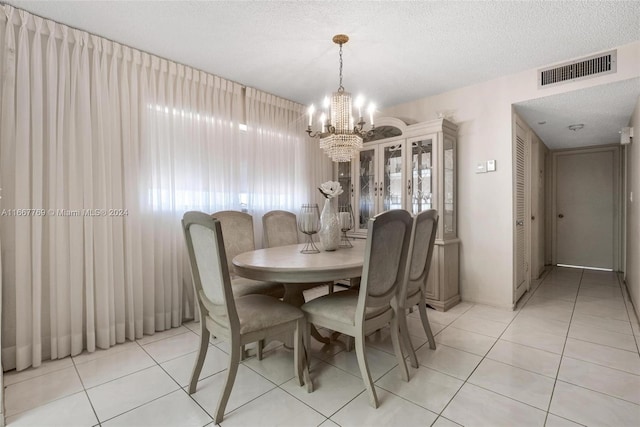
[212,210,285,300]
[301,209,413,407]
[182,211,311,424]
[399,209,439,369]
[262,210,301,248]
[213,210,285,359]
[262,210,334,295]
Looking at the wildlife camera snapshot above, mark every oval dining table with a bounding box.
[232,239,366,344]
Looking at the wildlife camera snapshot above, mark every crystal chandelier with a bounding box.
[306,34,375,162]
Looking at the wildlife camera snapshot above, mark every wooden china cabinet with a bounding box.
[336,117,460,311]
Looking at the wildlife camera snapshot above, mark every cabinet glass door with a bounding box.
[337,161,352,208]
[358,148,376,230]
[409,139,433,214]
[444,136,456,235]
[382,143,404,211]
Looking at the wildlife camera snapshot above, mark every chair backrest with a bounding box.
[262,210,300,248]
[182,211,239,333]
[403,210,439,304]
[211,211,256,276]
[357,209,413,315]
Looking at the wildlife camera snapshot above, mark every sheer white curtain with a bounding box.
[0,5,331,371]
[244,88,332,246]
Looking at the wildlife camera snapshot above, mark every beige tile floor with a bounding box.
[4,267,640,426]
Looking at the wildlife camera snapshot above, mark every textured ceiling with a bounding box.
[515,79,640,150]
[5,0,640,149]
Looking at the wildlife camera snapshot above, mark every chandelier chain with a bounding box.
[338,43,344,92]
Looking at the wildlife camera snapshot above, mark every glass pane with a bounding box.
[444,138,455,234]
[383,144,403,211]
[410,140,432,214]
[358,149,376,229]
[337,162,351,207]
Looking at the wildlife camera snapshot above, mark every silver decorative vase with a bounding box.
[318,198,340,251]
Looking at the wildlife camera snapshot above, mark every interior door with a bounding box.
[514,120,530,303]
[555,148,617,269]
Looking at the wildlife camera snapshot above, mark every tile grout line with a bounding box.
[240,349,330,421]
[542,271,640,409]
[422,279,540,426]
[71,348,104,427]
[543,268,584,426]
[9,270,636,426]
[618,273,640,355]
[555,271,640,416]
[140,340,218,425]
[431,266,583,426]
[81,333,205,425]
[363,304,477,426]
[274,360,356,425]
[315,343,402,422]
[558,353,640,377]
[106,328,279,425]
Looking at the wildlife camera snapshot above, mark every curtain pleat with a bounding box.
[44,18,57,362]
[29,14,44,369]
[14,9,33,370]
[0,4,332,371]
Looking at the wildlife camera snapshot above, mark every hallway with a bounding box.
[3,267,640,426]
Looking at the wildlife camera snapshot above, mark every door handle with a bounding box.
[558,214,564,218]
[516,220,524,226]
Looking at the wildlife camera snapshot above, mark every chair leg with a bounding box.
[214,340,241,424]
[390,315,409,381]
[346,336,354,352]
[304,322,313,393]
[398,309,419,369]
[354,334,378,408]
[241,344,247,360]
[294,321,303,386]
[328,281,334,294]
[188,326,210,394]
[257,340,264,360]
[418,301,436,350]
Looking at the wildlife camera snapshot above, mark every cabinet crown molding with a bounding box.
[370,117,458,142]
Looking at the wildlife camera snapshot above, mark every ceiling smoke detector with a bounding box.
[568,124,585,132]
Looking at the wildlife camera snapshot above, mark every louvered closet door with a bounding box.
[514,121,530,302]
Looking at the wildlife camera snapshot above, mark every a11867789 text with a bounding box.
[1,208,128,217]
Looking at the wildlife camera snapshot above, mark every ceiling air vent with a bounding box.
[538,50,616,88]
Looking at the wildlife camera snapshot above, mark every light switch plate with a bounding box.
[476,162,487,173]
[487,159,496,172]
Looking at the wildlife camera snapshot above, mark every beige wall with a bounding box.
[627,97,640,321]
[381,41,640,308]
